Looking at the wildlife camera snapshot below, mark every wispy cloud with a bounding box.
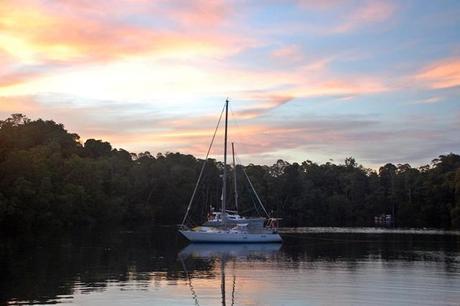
[0,70,42,89]
[270,45,305,63]
[233,95,294,119]
[0,0,247,92]
[409,96,443,105]
[291,1,397,35]
[0,0,459,167]
[0,0,390,103]
[415,57,460,89]
[331,1,396,34]
[1,93,458,168]
[160,0,231,27]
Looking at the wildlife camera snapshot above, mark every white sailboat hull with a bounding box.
[179,230,282,243]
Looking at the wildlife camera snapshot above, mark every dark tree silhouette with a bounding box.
[1,114,459,233]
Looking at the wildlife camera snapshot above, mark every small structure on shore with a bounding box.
[374,214,393,227]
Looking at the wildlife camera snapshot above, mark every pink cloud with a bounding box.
[0,0,390,103]
[161,0,231,27]
[1,4,241,61]
[2,94,457,168]
[212,58,387,105]
[0,96,42,114]
[0,70,43,89]
[234,95,294,119]
[415,58,460,89]
[0,0,245,89]
[271,45,305,63]
[0,95,361,157]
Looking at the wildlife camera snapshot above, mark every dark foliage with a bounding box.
[1,114,459,233]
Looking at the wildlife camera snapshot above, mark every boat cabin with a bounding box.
[207,211,245,222]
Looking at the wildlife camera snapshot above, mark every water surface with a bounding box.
[1,228,459,305]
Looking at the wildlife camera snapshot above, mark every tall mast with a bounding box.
[232,142,238,211]
[222,99,229,217]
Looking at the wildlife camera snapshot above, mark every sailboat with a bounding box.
[178,99,282,243]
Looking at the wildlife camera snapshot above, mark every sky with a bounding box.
[0,0,459,168]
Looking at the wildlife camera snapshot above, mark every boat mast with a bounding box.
[232,142,238,211]
[222,99,229,219]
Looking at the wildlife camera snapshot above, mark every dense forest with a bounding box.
[0,114,459,233]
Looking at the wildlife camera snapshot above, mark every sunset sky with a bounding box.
[0,0,459,168]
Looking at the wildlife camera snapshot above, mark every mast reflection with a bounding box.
[178,243,282,306]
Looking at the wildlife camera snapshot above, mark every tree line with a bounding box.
[0,114,459,233]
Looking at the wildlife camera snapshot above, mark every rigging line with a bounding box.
[181,102,226,226]
[251,192,262,217]
[235,154,270,218]
[245,178,261,217]
[229,105,256,214]
[179,256,201,306]
[239,159,271,219]
[228,104,271,218]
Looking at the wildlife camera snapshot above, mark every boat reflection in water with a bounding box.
[178,243,282,306]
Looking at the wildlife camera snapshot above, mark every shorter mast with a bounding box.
[222,99,229,223]
[231,142,238,211]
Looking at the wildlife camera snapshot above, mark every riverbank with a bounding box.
[279,227,460,236]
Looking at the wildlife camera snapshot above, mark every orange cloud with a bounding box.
[243,69,385,101]
[0,0,245,91]
[0,0,389,104]
[0,2,240,62]
[294,77,387,96]
[0,96,42,113]
[2,94,455,168]
[415,58,460,89]
[0,52,35,89]
[206,59,386,105]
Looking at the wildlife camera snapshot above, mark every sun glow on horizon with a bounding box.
[0,0,459,167]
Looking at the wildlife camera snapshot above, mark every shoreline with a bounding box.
[279,227,460,236]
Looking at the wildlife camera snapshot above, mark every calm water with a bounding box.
[1,228,459,306]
